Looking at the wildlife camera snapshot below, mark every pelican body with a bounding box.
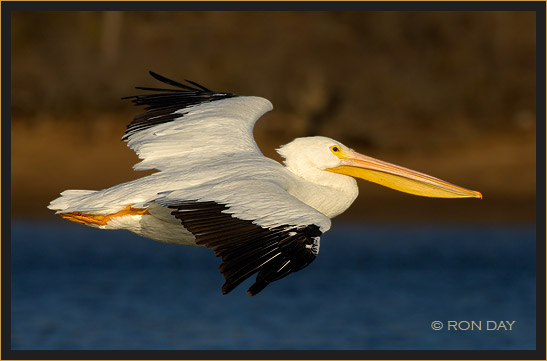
[49,72,482,296]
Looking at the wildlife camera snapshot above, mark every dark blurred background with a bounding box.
[11,11,536,222]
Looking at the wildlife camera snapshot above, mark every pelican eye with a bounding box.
[330,145,340,153]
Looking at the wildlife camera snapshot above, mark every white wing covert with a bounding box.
[123,72,273,171]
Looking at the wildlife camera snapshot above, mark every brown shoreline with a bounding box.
[11,114,536,223]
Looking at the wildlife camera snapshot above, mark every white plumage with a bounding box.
[49,72,481,295]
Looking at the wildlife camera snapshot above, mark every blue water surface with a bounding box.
[10,219,536,350]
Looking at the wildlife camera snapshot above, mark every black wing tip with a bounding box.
[246,282,268,296]
[123,71,237,102]
[125,71,237,101]
[183,78,212,92]
[170,201,322,296]
[121,72,238,140]
[144,71,213,93]
[220,280,266,297]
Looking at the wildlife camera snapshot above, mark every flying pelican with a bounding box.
[49,72,482,296]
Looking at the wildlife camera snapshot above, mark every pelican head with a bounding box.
[278,136,482,199]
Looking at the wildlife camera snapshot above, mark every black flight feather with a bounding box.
[168,201,321,296]
[122,71,237,140]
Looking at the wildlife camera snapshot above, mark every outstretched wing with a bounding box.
[123,72,331,295]
[151,173,331,296]
[123,71,273,171]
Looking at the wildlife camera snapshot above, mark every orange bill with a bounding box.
[326,148,482,199]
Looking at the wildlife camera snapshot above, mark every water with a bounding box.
[10,220,536,350]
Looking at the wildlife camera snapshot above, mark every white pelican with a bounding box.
[49,72,482,296]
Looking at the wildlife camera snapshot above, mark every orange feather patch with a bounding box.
[59,205,149,226]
